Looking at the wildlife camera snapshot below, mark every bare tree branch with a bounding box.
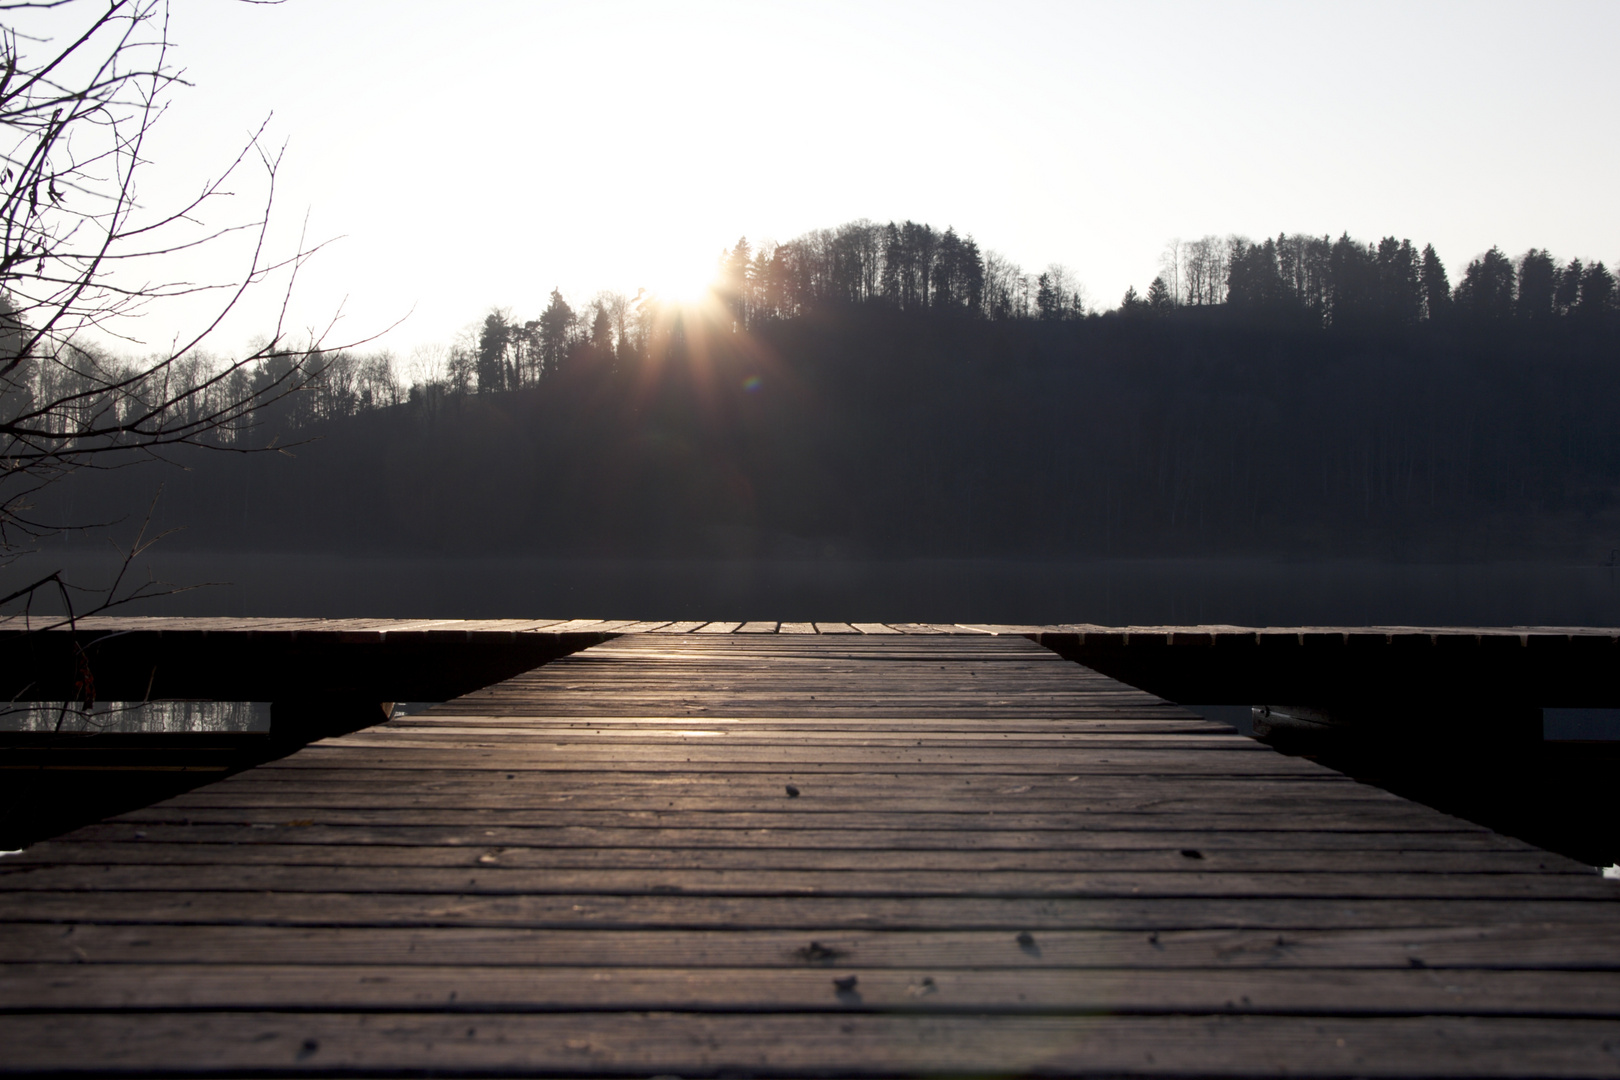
[0,0,361,562]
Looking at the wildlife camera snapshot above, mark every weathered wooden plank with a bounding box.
[280,744,1307,768]
[530,618,615,632]
[406,707,1205,720]
[5,891,1617,931]
[152,767,1372,790]
[4,864,1608,900]
[9,841,1584,875]
[7,923,1617,970]
[4,1013,1619,1077]
[243,758,1335,781]
[314,706,1222,726]
[129,786,1407,814]
[54,821,1528,852]
[283,746,1303,767]
[101,805,1485,832]
[117,793,1426,820]
[6,963,1618,1015]
[150,766,1355,792]
[105,788,1443,817]
[340,726,1251,746]
[383,717,1240,733]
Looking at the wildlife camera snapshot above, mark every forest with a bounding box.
[25,220,1620,562]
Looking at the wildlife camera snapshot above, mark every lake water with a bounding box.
[15,550,1620,626]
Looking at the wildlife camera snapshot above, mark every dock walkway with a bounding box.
[2,633,1618,1075]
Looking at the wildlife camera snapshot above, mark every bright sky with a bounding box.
[23,0,1620,363]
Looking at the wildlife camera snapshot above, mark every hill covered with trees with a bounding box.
[31,220,1620,562]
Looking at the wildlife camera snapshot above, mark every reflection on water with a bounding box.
[0,700,270,733]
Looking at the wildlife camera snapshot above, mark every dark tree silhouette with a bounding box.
[1326,234,1379,328]
[1374,238,1421,326]
[475,310,510,393]
[1420,244,1451,320]
[1454,247,1518,320]
[1516,249,1559,321]
[1556,258,1584,316]
[537,289,574,377]
[1278,234,1331,316]
[1145,276,1174,313]
[1227,238,1287,312]
[1577,261,1615,317]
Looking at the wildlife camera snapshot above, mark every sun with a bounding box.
[640,258,721,309]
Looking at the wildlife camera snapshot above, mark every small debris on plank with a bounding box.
[906,976,938,997]
[796,940,844,962]
[833,975,858,992]
[1180,848,1203,859]
[1016,930,1036,949]
[785,785,800,797]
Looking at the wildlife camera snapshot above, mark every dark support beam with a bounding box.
[1029,628,1620,713]
[0,629,613,704]
[269,698,396,749]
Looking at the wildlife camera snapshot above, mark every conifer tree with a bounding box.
[1453,248,1517,320]
[1420,245,1451,320]
[1515,249,1559,321]
[538,289,574,377]
[475,311,510,393]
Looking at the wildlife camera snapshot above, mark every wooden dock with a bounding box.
[2,631,1619,1075]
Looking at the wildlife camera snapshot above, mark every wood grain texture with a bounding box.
[1,632,1616,1078]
